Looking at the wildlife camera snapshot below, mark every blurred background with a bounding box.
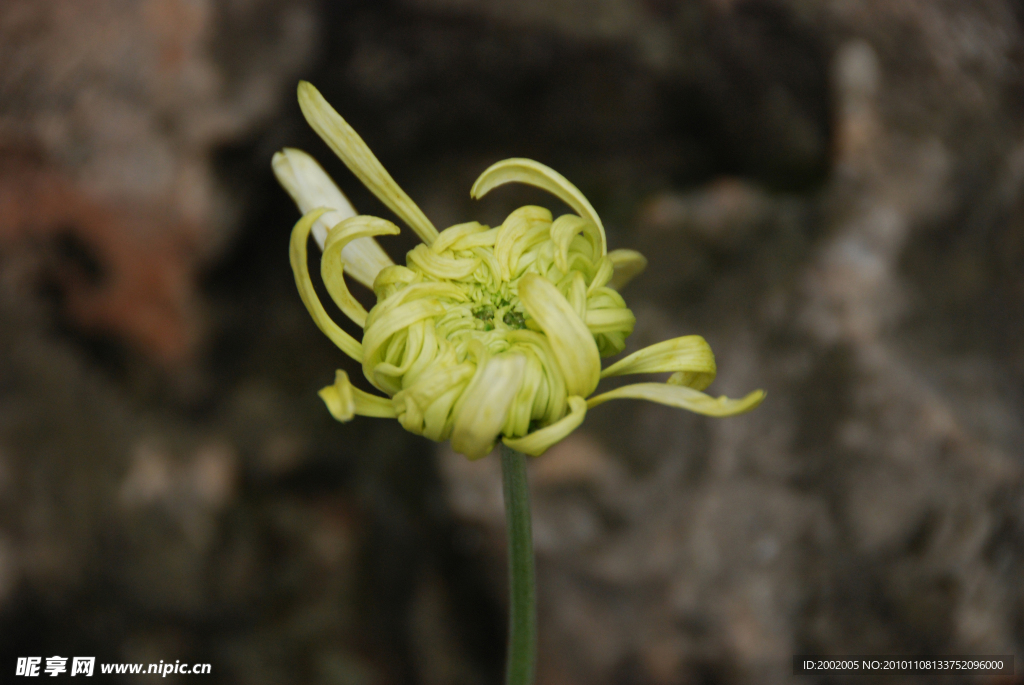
[1,0,1023,683]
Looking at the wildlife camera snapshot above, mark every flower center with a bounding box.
[472,302,527,331]
[433,268,531,351]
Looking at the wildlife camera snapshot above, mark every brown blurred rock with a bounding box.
[0,0,317,364]
[0,3,392,683]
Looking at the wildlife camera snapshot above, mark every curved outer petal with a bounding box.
[600,335,717,391]
[319,369,398,422]
[322,216,401,328]
[503,395,587,456]
[290,209,363,361]
[517,273,600,397]
[587,383,765,416]
[471,158,606,255]
[607,249,648,290]
[297,82,439,246]
[451,354,527,460]
[272,148,393,288]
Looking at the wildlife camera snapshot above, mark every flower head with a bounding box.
[275,82,764,460]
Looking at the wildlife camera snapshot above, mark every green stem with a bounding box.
[501,444,536,685]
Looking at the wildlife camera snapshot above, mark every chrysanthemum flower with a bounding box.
[274,82,763,460]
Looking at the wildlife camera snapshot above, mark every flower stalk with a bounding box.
[501,444,536,685]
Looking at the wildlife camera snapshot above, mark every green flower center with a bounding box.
[471,302,526,331]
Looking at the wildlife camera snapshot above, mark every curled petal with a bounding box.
[431,221,491,253]
[566,271,588,319]
[371,264,418,301]
[455,228,500,252]
[319,369,397,422]
[472,245,503,284]
[365,281,467,331]
[607,249,647,289]
[422,384,468,442]
[393,360,475,439]
[503,350,544,436]
[585,308,637,335]
[495,206,553,281]
[600,335,717,390]
[587,256,614,293]
[503,395,587,456]
[272,148,353,247]
[518,273,600,397]
[290,209,363,361]
[297,81,439,245]
[362,298,448,388]
[507,330,567,426]
[407,244,480,280]
[451,354,527,460]
[273,148,394,287]
[587,383,765,417]
[472,159,606,255]
[508,225,553,279]
[550,214,601,274]
[322,215,401,327]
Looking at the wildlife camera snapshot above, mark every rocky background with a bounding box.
[1,0,1023,683]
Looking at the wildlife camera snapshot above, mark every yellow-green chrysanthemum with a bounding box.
[274,82,763,460]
